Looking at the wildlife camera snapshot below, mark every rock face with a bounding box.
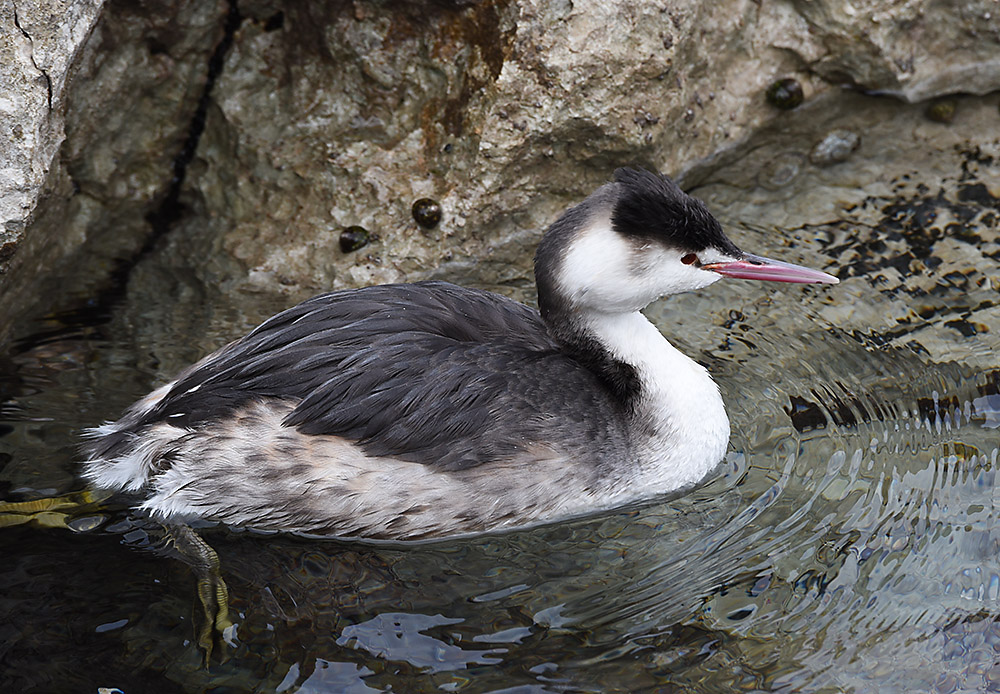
[0,0,98,236]
[0,0,103,239]
[2,0,1000,347]
[785,0,1000,101]
[0,0,226,343]
[161,0,1000,303]
[676,91,1000,369]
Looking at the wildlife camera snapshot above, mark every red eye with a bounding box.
[681,253,698,265]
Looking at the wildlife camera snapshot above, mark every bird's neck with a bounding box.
[554,309,731,492]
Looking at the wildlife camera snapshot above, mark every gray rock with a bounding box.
[686,92,1000,369]
[0,0,102,230]
[168,0,1000,307]
[0,0,226,343]
[0,0,103,319]
[788,0,1000,101]
[809,129,861,166]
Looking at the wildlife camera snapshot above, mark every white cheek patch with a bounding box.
[557,217,649,311]
[654,256,723,296]
[634,246,711,297]
[557,222,742,310]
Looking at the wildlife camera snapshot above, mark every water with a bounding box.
[2,285,996,693]
[2,96,1000,693]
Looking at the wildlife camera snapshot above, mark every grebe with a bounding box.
[82,168,837,540]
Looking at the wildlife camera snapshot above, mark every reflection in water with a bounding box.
[3,101,1000,692]
[336,613,505,672]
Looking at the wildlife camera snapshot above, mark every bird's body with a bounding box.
[82,169,837,540]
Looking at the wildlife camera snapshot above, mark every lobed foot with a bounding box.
[162,523,236,664]
[0,489,113,529]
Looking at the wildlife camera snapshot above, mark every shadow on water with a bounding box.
[3,94,1000,693]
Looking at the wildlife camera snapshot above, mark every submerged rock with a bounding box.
[685,92,1000,369]
[809,129,861,166]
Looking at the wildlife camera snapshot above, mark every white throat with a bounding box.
[581,310,730,495]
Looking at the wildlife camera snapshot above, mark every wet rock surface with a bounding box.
[0,0,104,337]
[685,92,1000,369]
[0,0,103,242]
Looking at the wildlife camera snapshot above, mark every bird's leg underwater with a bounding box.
[158,522,236,665]
[0,488,114,528]
[0,488,234,664]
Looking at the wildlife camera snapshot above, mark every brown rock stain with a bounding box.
[377,0,515,148]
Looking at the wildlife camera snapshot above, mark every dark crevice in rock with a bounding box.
[104,2,242,297]
[146,0,242,245]
[11,0,53,110]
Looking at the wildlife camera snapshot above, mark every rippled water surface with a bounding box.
[2,96,1000,693]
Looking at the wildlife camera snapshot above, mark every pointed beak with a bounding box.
[701,253,839,285]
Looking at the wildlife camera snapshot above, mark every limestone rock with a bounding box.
[0,0,226,343]
[786,0,1000,101]
[684,92,1000,370]
[0,0,103,319]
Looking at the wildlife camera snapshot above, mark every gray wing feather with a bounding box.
[98,281,629,470]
